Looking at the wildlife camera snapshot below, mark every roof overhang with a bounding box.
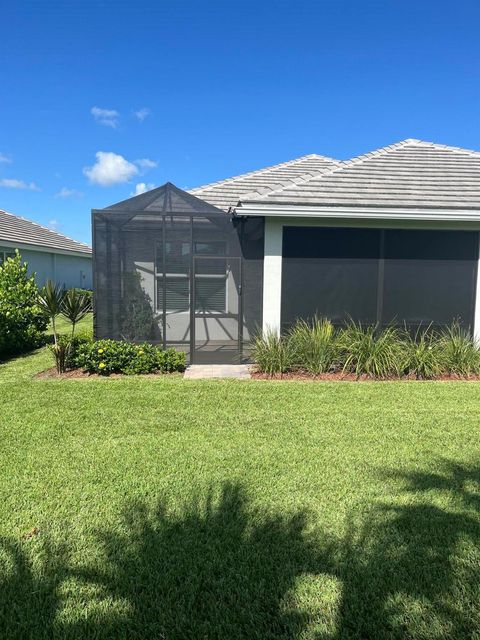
[234,202,480,223]
[0,239,92,258]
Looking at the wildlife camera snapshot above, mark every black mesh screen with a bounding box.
[282,227,381,329]
[92,183,264,363]
[382,229,478,329]
[281,226,478,332]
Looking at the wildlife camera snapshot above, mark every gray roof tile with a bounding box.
[188,154,342,210]
[240,139,480,210]
[0,209,91,254]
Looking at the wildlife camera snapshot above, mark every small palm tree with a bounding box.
[61,289,92,339]
[37,280,66,346]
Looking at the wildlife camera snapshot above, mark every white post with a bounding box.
[474,232,480,341]
[262,218,283,335]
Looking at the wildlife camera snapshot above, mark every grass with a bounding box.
[1,315,480,638]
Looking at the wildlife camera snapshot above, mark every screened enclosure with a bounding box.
[93,183,263,363]
[281,226,479,332]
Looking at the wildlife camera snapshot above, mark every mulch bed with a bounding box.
[34,367,167,379]
[250,369,480,382]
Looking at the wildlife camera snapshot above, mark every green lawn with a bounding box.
[1,321,480,639]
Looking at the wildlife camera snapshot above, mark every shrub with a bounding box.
[65,330,93,370]
[400,327,444,379]
[0,251,48,358]
[338,321,403,378]
[289,317,338,375]
[439,322,480,376]
[75,339,186,375]
[251,329,295,376]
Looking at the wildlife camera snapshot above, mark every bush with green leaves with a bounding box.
[251,329,296,377]
[400,327,444,379]
[75,339,186,375]
[439,323,480,377]
[0,251,47,358]
[289,316,338,375]
[338,321,403,378]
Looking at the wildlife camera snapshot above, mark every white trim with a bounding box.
[262,218,283,335]
[474,234,480,341]
[0,239,91,258]
[236,203,480,223]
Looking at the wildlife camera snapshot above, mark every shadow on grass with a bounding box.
[1,466,479,639]
[335,460,480,639]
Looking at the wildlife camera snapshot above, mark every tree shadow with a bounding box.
[72,482,334,639]
[1,467,479,639]
[334,459,480,639]
[0,536,69,639]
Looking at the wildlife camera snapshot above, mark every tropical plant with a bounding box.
[37,280,66,347]
[439,322,480,376]
[0,251,47,358]
[338,321,403,378]
[289,316,338,375]
[251,329,295,377]
[400,326,444,379]
[61,288,92,338]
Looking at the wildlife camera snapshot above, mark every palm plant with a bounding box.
[37,280,66,347]
[61,288,92,339]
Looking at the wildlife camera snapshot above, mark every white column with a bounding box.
[474,232,480,341]
[262,218,283,335]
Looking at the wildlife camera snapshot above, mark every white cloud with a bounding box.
[91,106,119,128]
[55,187,83,199]
[0,178,39,190]
[0,152,12,163]
[48,219,60,231]
[83,151,139,186]
[134,107,151,122]
[135,158,157,170]
[132,182,156,196]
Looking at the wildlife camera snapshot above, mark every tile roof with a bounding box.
[188,154,342,210]
[239,139,480,210]
[0,209,91,254]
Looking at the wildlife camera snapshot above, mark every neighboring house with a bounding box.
[0,209,92,289]
[92,139,480,363]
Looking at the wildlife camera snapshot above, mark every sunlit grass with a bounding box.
[0,327,479,638]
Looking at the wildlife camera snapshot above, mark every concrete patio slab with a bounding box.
[184,365,251,379]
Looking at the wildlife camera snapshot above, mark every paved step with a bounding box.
[184,365,251,379]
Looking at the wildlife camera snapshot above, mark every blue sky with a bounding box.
[1,0,480,244]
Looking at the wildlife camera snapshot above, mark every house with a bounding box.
[0,209,92,289]
[92,139,480,363]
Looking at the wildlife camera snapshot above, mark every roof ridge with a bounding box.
[189,153,341,193]
[238,139,480,204]
[0,209,91,249]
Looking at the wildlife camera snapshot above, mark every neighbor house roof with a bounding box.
[238,139,480,211]
[188,154,342,210]
[0,209,91,255]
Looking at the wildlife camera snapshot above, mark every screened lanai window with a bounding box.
[382,229,478,329]
[281,226,479,332]
[281,227,381,328]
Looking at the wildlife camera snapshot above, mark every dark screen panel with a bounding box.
[282,227,380,328]
[383,229,478,329]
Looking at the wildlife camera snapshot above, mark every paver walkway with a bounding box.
[184,365,251,379]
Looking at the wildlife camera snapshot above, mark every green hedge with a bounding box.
[75,339,186,375]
